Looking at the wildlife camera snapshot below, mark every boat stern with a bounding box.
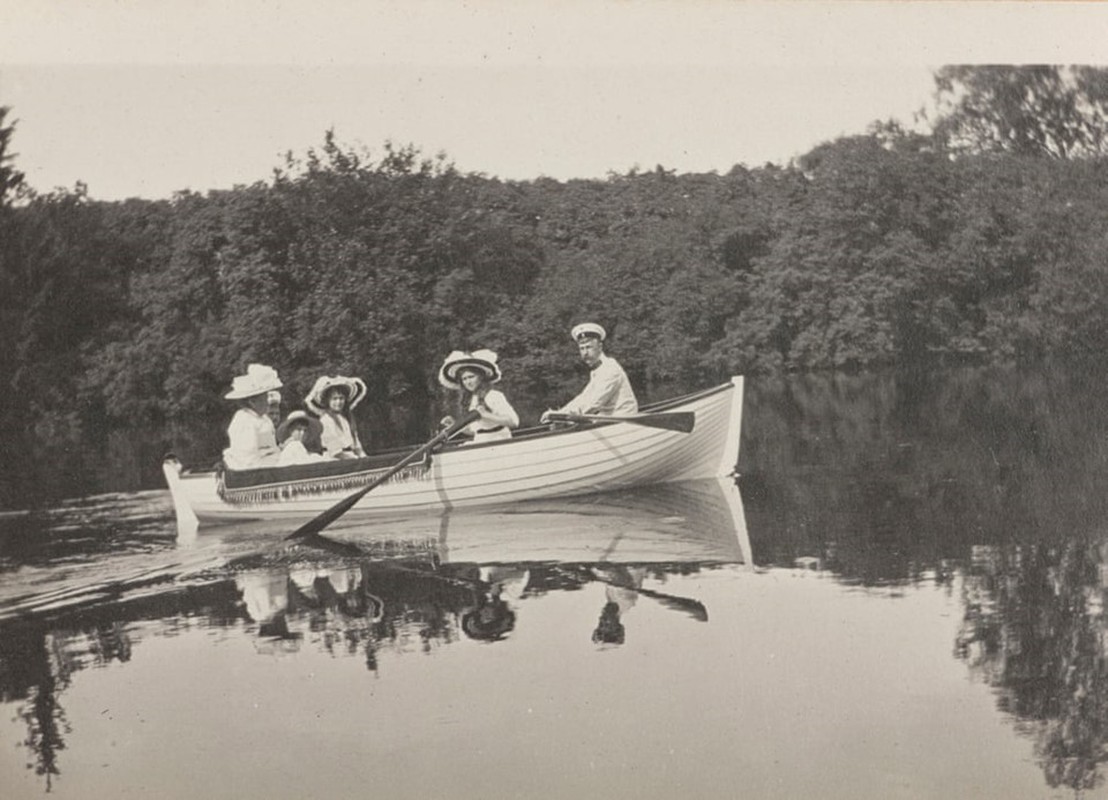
[162,455,200,536]
[716,375,744,478]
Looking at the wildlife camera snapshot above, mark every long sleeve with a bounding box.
[225,411,255,461]
[558,356,638,416]
[223,409,279,469]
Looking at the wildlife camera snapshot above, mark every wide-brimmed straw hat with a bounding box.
[438,349,502,390]
[276,410,324,444]
[224,363,283,400]
[571,322,606,342]
[305,375,367,414]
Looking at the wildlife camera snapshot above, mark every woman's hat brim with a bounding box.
[305,376,368,413]
[224,364,284,400]
[224,380,283,400]
[438,350,502,389]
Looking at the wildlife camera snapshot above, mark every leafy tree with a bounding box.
[0,106,25,207]
[971,157,1108,361]
[711,135,961,371]
[931,65,1108,159]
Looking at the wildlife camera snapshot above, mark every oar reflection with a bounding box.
[276,530,719,649]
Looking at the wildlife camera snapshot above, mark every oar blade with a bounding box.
[646,591,709,621]
[287,490,369,540]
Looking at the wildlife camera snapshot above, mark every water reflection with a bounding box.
[741,365,1108,583]
[0,491,176,571]
[9,365,1108,797]
[234,554,716,655]
[0,580,242,789]
[731,367,1108,793]
[956,539,1108,794]
[0,478,747,788]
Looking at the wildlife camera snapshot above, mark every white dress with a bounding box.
[278,439,327,466]
[463,389,520,444]
[223,408,280,470]
[319,412,361,457]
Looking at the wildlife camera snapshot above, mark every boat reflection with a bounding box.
[215,473,753,566]
[0,478,749,786]
[230,477,749,652]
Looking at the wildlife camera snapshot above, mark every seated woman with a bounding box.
[222,363,284,470]
[438,349,519,445]
[305,375,368,459]
[276,411,328,466]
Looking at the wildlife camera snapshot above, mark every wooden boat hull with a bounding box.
[164,376,744,530]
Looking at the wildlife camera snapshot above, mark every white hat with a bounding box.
[438,349,503,390]
[304,375,367,414]
[571,322,606,342]
[224,363,283,400]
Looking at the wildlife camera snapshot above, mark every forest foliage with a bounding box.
[4,66,1108,449]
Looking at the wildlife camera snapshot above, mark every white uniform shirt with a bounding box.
[558,354,638,416]
[223,408,280,470]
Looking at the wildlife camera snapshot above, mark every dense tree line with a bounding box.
[3,66,1108,452]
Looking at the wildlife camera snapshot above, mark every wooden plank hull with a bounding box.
[164,376,744,529]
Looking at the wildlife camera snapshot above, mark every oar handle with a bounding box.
[546,411,696,434]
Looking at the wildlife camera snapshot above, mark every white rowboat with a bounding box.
[163,376,744,530]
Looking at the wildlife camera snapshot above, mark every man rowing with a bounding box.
[541,322,638,423]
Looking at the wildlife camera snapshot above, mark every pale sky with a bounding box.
[1,1,1107,201]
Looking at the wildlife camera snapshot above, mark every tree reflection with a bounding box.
[732,366,1108,791]
[742,365,1108,587]
[956,539,1108,792]
[0,620,136,790]
[1,626,69,789]
[0,581,241,788]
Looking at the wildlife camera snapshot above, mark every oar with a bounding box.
[547,411,695,434]
[286,410,481,540]
[581,567,708,621]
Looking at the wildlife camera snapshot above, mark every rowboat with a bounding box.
[163,376,744,530]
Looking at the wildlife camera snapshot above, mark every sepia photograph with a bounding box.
[3,1,1108,798]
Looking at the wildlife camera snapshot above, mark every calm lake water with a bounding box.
[3,365,1108,799]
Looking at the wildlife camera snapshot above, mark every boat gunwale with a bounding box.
[175,379,737,481]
